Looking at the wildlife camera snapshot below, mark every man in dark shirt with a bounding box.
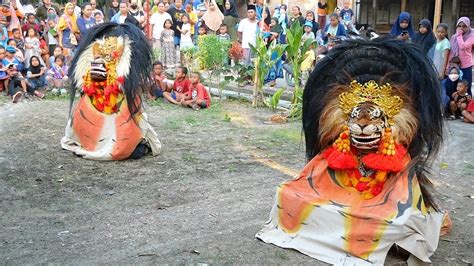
[167,0,185,46]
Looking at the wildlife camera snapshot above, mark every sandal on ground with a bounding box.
[22,92,31,100]
[34,91,45,99]
[12,92,22,103]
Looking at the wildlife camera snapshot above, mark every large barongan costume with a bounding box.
[61,23,161,160]
[256,39,449,264]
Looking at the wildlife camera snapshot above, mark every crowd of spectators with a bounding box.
[0,0,472,121]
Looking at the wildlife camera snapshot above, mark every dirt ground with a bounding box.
[0,97,473,264]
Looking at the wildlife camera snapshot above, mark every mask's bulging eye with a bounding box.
[370,107,382,119]
[351,107,361,119]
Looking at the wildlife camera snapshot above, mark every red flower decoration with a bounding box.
[117,76,125,84]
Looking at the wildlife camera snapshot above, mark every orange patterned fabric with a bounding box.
[257,154,444,264]
[63,93,158,160]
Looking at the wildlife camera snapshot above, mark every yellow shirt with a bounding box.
[301,50,315,71]
[186,11,198,35]
[58,14,79,34]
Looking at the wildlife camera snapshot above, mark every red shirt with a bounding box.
[173,78,191,95]
[467,99,474,112]
[191,83,211,107]
[22,22,42,35]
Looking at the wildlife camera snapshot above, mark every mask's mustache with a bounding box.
[90,58,107,81]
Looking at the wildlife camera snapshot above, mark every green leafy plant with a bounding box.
[234,62,255,86]
[180,46,198,72]
[266,88,285,110]
[152,47,161,62]
[197,34,232,99]
[285,21,316,118]
[249,36,287,107]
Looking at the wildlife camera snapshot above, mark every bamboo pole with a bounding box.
[433,0,442,31]
[401,0,406,12]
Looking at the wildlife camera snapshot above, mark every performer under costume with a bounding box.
[61,23,161,160]
[256,38,451,264]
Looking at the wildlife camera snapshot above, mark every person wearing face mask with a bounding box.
[448,17,474,96]
[128,0,146,30]
[36,0,60,23]
[441,66,463,113]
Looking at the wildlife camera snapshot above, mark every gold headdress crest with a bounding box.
[339,80,403,118]
[92,36,124,64]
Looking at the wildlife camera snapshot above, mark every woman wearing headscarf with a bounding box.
[265,17,283,87]
[448,17,474,95]
[223,0,239,42]
[390,12,414,42]
[57,2,80,58]
[201,0,224,34]
[412,19,436,56]
[107,0,119,21]
[304,10,319,36]
[441,66,463,112]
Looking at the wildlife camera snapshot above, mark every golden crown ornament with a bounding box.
[339,80,404,119]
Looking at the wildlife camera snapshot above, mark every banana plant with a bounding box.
[285,21,316,118]
[196,34,232,99]
[249,36,287,107]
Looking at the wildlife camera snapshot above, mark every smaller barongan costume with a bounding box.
[256,39,450,264]
[61,23,161,160]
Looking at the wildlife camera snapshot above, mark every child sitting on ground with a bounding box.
[181,72,211,110]
[49,46,63,68]
[0,45,8,92]
[163,66,190,105]
[46,54,69,95]
[6,40,25,68]
[461,99,474,123]
[12,28,24,53]
[26,55,47,91]
[147,61,170,100]
[449,79,471,119]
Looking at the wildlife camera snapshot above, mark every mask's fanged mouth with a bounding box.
[90,58,107,82]
[351,133,381,149]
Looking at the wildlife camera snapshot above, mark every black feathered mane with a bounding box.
[303,38,443,209]
[68,22,153,120]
